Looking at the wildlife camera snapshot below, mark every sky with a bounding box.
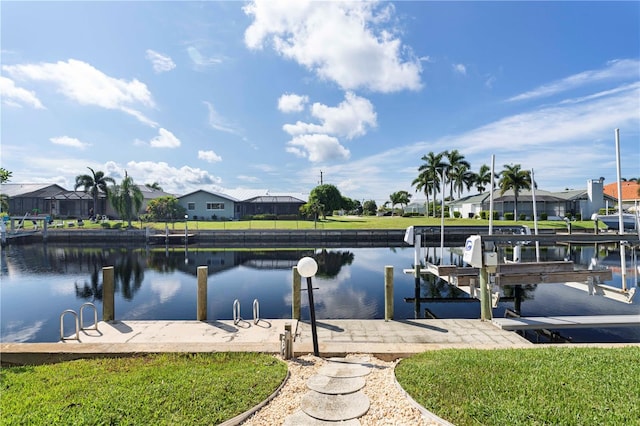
[1,1,639,205]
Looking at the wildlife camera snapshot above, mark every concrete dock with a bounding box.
[0,318,534,365]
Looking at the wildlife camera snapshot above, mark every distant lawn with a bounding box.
[65,215,602,232]
[396,346,640,426]
[0,353,287,425]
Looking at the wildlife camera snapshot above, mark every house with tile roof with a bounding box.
[603,181,640,212]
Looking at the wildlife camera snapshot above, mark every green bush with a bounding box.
[453,211,461,218]
[541,212,548,220]
[253,214,277,220]
[519,213,526,221]
[504,212,514,220]
[100,222,111,229]
[112,222,123,229]
[575,213,582,220]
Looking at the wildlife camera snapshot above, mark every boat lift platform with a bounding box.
[493,315,640,330]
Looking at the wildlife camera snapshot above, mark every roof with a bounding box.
[177,189,239,202]
[244,195,306,204]
[0,183,66,197]
[603,181,640,202]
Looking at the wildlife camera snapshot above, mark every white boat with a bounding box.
[593,212,638,231]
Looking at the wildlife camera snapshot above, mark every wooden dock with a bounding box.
[493,315,640,330]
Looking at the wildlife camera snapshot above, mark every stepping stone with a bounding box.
[283,410,361,425]
[307,374,366,394]
[317,363,370,378]
[300,390,370,421]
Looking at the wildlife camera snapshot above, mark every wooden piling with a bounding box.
[102,266,114,322]
[197,266,208,321]
[292,266,301,320]
[384,266,394,321]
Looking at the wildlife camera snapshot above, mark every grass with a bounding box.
[0,353,287,425]
[43,215,604,232]
[395,346,640,426]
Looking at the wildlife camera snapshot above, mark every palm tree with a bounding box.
[445,150,470,200]
[451,163,476,199]
[416,152,446,217]
[145,182,163,191]
[498,164,532,220]
[109,171,143,228]
[412,168,435,217]
[388,191,412,215]
[75,167,115,217]
[474,164,493,193]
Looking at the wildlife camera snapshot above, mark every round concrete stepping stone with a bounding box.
[307,374,366,394]
[283,410,361,426]
[300,390,370,421]
[317,363,370,378]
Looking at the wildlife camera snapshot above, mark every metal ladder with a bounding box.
[60,302,99,341]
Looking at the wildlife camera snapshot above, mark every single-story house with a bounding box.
[447,179,617,220]
[178,189,307,220]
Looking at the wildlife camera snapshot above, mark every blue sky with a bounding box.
[1,1,639,205]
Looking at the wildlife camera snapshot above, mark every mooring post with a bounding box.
[384,265,394,321]
[479,267,490,321]
[292,266,301,320]
[103,266,115,322]
[197,266,208,321]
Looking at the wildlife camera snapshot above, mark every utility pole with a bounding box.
[319,170,323,185]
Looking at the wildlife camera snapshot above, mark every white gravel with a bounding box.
[242,354,444,426]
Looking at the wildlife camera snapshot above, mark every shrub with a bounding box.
[112,222,122,229]
[504,212,514,220]
[541,212,548,220]
[453,211,461,218]
[100,222,111,229]
[575,213,582,220]
[519,213,526,221]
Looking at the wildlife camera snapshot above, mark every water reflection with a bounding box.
[1,242,638,343]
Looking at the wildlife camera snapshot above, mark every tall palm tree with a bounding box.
[388,191,412,216]
[445,150,470,200]
[75,167,115,217]
[498,164,532,220]
[416,151,446,217]
[474,164,493,193]
[109,171,143,228]
[412,168,435,217]
[451,163,476,199]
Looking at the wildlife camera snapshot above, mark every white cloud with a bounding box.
[203,101,239,134]
[508,58,640,102]
[283,91,377,139]
[237,175,260,183]
[149,128,181,148]
[244,0,422,93]
[198,150,222,163]
[50,136,91,149]
[277,93,308,113]
[287,133,350,162]
[453,63,466,75]
[282,92,376,163]
[0,76,45,109]
[110,160,223,194]
[145,49,176,73]
[3,59,156,126]
[187,46,223,69]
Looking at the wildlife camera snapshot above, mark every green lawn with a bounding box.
[395,346,640,426]
[48,215,602,232]
[0,353,287,425]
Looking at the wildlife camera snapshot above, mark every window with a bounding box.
[206,202,224,210]
[187,202,195,211]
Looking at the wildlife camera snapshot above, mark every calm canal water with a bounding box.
[1,242,638,343]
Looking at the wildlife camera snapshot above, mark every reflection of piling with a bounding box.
[384,266,393,321]
[292,266,301,320]
[197,266,208,320]
[103,266,114,321]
